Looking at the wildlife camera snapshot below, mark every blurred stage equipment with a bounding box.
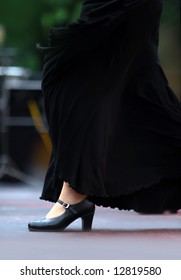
[27,99,51,153]
[0,48,48,184]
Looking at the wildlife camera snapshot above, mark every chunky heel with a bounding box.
[81,211,95,231]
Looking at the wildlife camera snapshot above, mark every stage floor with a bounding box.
[0,182,181,260]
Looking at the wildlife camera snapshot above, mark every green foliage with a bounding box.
[0,0,42,69]
[0,0,82,70]
[161,0,180,26]
[41,0,82,28]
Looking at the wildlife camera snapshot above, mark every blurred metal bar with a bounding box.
[4,79,41,91]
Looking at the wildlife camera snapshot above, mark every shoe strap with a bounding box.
[57,199,77,214]
[58,199,70,209]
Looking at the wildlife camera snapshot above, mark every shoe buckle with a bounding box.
[63,202,70,209]
[58,199,70,209]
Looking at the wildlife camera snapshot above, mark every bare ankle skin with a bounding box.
[46,182,87,219]
[59,182,87,204]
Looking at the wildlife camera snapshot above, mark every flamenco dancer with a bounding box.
[28,0,181,231]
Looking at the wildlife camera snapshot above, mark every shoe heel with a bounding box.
[81,212,94,231]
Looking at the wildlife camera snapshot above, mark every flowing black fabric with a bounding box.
[39,0,181,213]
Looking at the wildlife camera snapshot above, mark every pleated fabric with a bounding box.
[38,0,181,213]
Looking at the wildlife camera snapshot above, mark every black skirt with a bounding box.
[39,0,181,213]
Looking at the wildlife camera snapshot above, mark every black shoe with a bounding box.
[28,199,95,232]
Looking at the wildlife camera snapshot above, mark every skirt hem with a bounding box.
[39,173,181,212]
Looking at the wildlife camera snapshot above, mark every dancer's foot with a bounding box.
[28,198,95,231]
[46,182,87,219]
[46,202,66,219]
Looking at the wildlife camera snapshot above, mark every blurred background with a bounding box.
[0,0,180,184]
